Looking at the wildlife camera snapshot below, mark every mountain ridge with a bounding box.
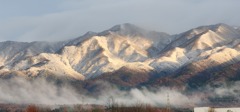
[1,23,240,85]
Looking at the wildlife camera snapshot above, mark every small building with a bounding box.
[194,107,240,112]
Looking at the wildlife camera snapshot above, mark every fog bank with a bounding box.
[0,77,239,107]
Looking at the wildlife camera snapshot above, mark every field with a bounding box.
[0,103,193,112]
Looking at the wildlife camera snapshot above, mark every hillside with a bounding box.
[0,23,240,90]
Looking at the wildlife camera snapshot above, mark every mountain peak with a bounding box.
[214,23,229,27]
[180,23,236,38]
[209,23,233,31]
[109,23,141,31]
[99,23,146,36]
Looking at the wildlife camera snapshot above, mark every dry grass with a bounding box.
[0,103,192,112]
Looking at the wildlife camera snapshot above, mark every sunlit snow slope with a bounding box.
[1,23,240,80]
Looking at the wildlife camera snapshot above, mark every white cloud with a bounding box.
[0,77,204,106]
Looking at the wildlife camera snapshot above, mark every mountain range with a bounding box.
[1,23,240,89]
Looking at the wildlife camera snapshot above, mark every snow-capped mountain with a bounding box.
[1,23,240,82]
[149,23,240,74]
[0,41,67,67]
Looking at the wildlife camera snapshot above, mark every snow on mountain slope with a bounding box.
[54,24,166,78]
[99,23,172,56]
[105,34,150,61]
[0,41,67,67]
[12,53,84,80]
[173,47,240,84]
[162,24,239,52]
[0,41,29,66]
[213,23,240,38]
[1,23,240,80]
[207,48,240,64]
[11,35,155,79]
[149,23,240,74]
[149,47,188,73]
[60,36,126,79]
[66,31,97,46]
[1,24,162,79]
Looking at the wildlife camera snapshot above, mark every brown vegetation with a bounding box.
[26,105,38,112]
[0,103,192,112]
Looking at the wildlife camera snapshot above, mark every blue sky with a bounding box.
[0,0,239,42]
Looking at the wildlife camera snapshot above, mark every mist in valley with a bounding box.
[0,77,238,108]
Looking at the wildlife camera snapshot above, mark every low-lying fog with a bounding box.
[0,77,239,107]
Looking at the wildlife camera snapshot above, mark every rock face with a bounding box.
[1,23,240,87]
